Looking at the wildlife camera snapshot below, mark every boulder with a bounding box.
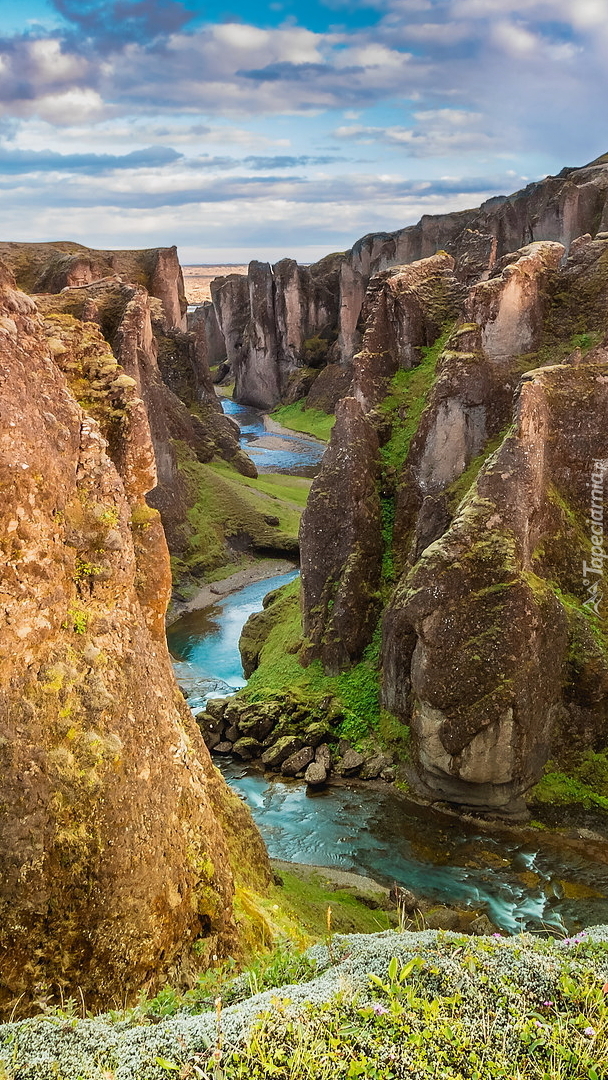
[315,743,332,770]
[304,722,333,747]
[304,762,328,786]
[470,914,496,936]
[335,748,365,775]
[360,754,393,780]
[232,737,263,760]
[213,741,234,754]
[261,736,304,769]
[281,746,315,776]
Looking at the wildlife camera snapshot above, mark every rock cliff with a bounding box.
[206,154,608,415]
[0,259,270,1014]
[239,191,608,816]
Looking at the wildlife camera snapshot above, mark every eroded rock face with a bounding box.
[211,256,342,409]
[383,354,608,813]
[352,252,464,410]
[392,243,564,568]
[0,241,187,330]
[300,397,383,673]
[465,242,564,360]
[0,261,270,1013]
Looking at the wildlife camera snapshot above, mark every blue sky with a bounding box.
[0,0,606,263]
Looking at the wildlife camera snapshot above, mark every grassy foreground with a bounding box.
[3,927,608,1079]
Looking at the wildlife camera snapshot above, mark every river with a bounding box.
[167,398,608,936]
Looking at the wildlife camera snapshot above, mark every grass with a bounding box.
[173,444,301,578]
[209,462,312,507]
[530,750,608,813]
[271,400,336,443]
[240,579,396,747]
[379,325,455,473]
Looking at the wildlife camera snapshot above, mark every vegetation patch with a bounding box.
[379,325,455,474]
[271,400,336,442]
[172,444,301,580]
[240,579,397,748]
[530,750,608,813]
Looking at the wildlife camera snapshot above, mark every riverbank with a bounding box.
[168,558,298,624]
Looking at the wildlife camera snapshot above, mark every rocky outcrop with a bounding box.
[352,252,464,411]
[288,219,608,814]
[383,350,608,814]
[0,260,270,1013]
[32,274,256,559]
[300,397,383,673]
[393,242,564,566]
[211,255,342,410]
[0,241,188,330]
[206,155,608,415]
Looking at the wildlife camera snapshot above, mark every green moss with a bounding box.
[530,757,608,812]
[270,400,336,442]
[444,426,512,514]
[241,580,384,747]
[379,325,455,474]
[209,462,312,507]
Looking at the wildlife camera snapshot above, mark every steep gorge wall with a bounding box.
[0,260,270,1014]
[254,225,608,816]
[207,154,608,412]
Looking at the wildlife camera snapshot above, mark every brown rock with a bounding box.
[300,397,383,673]
[261,736,304,768]
[232,737,263,760]
[213,742,234,754]
[0,260,270,1015]
[335,748,365,775]
[315,743,332,770]
[360,754,393,780]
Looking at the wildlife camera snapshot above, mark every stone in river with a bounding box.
[305,762,328,786]
[214,742,234,754]
[261,735,304,768]
[281,746,315,776]
[360,753,393,780]
[232,737,263,760]
[335,748,365,775]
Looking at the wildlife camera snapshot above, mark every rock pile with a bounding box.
[195,694,396,786]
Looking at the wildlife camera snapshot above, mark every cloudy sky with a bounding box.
[0,0,606,263]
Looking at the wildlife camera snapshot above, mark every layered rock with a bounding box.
[206,154,608,415]
[393,242,564,565]
[32,274,256,562]
[352,252,464,411]
[0,240,188,330]
[300,397,383,673]
[211,255,342,410]
[0,261,270,1013]
[290,222,608,813]
[383,351,608,813]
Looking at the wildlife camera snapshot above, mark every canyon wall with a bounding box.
[0,259,270,1014]
[206,154,608,411]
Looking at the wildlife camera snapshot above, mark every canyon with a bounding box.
[2,150,608,1018]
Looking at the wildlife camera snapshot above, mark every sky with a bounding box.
[0,0,607,264]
